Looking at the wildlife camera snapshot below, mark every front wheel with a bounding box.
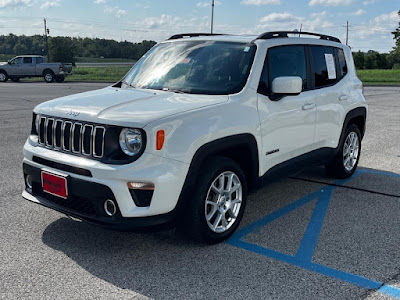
[0,70,8,82]
[325,124,361,179]
[185,157,247,244]
[43,71,54,83]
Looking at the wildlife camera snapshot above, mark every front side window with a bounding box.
[23,57,32,64]
[10,57,23,64]
[310,46,337,88]
[123,41,256,95]
[36,57,44,64]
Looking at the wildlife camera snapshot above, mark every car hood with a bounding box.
[34,86,228,127]
[0,62,7,65]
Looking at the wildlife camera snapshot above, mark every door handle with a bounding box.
[302,103,316,111]
[339,95,349,101]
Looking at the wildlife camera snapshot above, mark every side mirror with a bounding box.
[271,76,302,96]
[7,61,11,64]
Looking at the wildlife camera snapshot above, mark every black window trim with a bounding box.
[257,44,349,97]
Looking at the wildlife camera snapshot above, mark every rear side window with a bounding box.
[310,46,337,88]
[336,48,347,79]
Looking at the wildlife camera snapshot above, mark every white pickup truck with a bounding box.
[0,55,72,83]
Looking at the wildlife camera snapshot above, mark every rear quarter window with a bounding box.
[336,48,348,79]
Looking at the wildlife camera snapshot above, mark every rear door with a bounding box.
[310,46,349,149]
[257,45,317,173]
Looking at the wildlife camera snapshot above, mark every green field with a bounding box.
[7,64,400,85]
[356,69,400,85]
[68,66,131,81]
[69,67,400,84]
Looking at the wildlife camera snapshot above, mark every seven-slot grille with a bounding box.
[37,116,106,158]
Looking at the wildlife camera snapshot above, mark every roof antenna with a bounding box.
[211,0,215,34]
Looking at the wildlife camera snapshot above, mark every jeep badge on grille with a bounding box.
[65,109,80,117]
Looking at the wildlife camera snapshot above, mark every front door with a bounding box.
[257,45,316,174]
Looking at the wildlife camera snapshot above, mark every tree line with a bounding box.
[0,10,399,68]
[0,34,156,63]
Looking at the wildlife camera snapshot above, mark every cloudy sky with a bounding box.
[0,0,398,52]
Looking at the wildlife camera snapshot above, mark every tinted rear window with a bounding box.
[310,46,337,88]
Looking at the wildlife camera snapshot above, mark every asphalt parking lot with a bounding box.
[0,82,399,300]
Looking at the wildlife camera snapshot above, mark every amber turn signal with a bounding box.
[156,130,165,150]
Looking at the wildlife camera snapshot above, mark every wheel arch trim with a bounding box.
[175,133,259,214]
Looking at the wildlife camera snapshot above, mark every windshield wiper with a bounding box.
[162,87,192,94]
[121,80,135,89]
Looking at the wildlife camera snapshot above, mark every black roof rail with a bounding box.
[257,31,341,43]
[168,33,226,40]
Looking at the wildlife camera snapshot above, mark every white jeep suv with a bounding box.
[22,32,366,243]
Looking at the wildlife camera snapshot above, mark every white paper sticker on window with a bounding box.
[324,53,336,80]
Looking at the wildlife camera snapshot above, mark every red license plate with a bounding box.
[41,171,68,199]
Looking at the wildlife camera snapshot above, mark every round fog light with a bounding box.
[26,175,33,189]
[104,199,117,216]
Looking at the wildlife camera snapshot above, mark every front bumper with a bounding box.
[22,139,189,228]
[23,163,175,229]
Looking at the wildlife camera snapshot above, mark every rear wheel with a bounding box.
[0,70,8,82]
[185,157,247,244]
[43,70,54,83]
[325,124,361,179]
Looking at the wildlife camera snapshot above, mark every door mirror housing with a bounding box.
[7,61,11,64]
[271,76,303,96]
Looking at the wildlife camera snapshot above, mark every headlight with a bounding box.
[35,114,40,134]
[119,128,144,156]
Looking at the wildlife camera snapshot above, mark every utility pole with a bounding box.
[299,23,302,37]
[345,20,349,46]
[211,0,215,34]
[44,18,50,61]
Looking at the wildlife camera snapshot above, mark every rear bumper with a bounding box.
[22,163,178,230]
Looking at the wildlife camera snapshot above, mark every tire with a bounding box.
[0,70,8,82]
[184,156,247,244]
[325,124,361,179]
[55,75,65,83]
[43,70,54,83]
[11,77,20,82]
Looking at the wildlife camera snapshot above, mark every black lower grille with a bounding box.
[33,182,96,216]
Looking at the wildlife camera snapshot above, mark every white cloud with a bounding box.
[309,0,353,6]
[260,12,297,23]
[0,0,30,8]
[104,5,126,18]
[353,9,366,16]
[256,11,334,34]
[362,0,379,5]
[93,0,105,3]
[241,0,280,5]
[143,14,180,29]
[348,10,398,50]
[196,1,222,8]
[40,0,61,9]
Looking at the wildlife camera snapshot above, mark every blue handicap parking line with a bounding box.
[227,169,400,298]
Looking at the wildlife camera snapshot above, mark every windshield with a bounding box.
[123,41,256,95]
